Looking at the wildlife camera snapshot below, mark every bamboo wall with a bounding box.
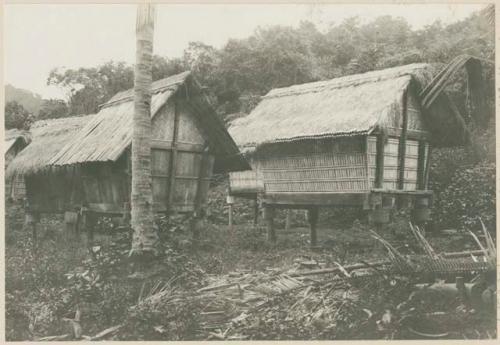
[242,87,431,201]
[229,159,264,195]
[257,137,370,193]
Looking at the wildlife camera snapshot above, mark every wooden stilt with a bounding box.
[122,202,131,227]
[85,211,96,248]
[285,209,292,232]
[307,207,319,248]
[26,213,38,245]
[190,210,203,243]
[265,205,276,243]
[228,204,233,227]
[253,196,259,226]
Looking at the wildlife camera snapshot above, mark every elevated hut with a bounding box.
[7,115,96,211]
[228,63,469,245]
[7,71,248,228]
[5,129,30,200]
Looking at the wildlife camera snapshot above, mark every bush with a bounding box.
[430,125,495,232]
[432,162,495,232]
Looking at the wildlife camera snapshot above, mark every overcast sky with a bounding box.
[4,3,486,99]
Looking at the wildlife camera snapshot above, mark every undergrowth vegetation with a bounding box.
[6,183,494,340]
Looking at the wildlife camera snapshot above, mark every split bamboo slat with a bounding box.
[259,137,371,193]
[229,170,264,194]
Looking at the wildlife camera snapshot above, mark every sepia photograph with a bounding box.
[3,2,497,341]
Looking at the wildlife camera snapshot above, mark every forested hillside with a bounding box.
[43,12,494,122]
[5,84,44,114]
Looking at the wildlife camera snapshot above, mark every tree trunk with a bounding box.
[130,3,159,256]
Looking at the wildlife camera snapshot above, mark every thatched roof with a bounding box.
[5,129,30,155]
[229,63,467,150]
[6,115,96,177]
[48,71,247,172]
[7,72,248,176]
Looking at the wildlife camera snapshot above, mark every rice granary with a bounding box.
[228,63,470,245]
[5,128,30,201]
[6,71,248,232]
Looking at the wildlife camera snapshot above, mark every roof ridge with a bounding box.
[265,63,429,99]
[100,70,191,109]
[31,114,96,128]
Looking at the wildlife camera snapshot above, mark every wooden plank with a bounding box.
[166,99,181,212]
[264,205,276,242]
[264,192,368,206]
[397,88,409,190]
[194,146,209,212]
[88,203,124,214]
[379,127,431,141]
[371,188,432,196]
[424,144,432,190]
[375,135,385,188]
[228,190,260,197]
[307,207,319,247]
[151,139,205,153]
[416,141,426,190]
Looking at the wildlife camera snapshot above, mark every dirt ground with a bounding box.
[5,198,497,341]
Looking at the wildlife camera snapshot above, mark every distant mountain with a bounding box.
[5,84,44,115]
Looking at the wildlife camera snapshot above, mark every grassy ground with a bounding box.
[5,196,496,340]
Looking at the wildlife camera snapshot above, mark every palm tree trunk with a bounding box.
[130,3,159,256]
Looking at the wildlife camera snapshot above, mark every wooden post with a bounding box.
[84,211,96,248]
[25,212,38,245]
[307,207,319,248]
[364,136,371,190]
[228,204,234,227]
[166,100,181,213]
[264,205,276,243]
[192,146,208,240]
[226,195,234,227]
[416,141,427,190]
[284,209,291,232]
[190,211,203,243]
[423,144,432,190]
[122,202,131,227]
[23,199,38,246]
[397,88,409,190]
[226,194,236,243]
[253,196,259,226]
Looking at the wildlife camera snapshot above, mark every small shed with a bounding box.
[7,71,248,219]
[5,129,30,201]
[228,63,469,244]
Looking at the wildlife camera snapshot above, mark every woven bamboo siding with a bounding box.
[257,137,370,193]
[229,170,264,194]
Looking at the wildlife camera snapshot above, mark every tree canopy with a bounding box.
[5,101,33,130]
[31,10,495,123]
